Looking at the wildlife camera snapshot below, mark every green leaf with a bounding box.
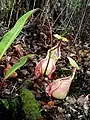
[53,34,62,39]
[5,54,34,79]
[67,57,79,70]
[60,31,68,37]
[0,9,38,59]
[0,99,9,109]
[53,34,68,42]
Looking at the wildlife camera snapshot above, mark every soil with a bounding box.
[0,3,90,120]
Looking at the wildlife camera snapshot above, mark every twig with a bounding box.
[74,0,88,42]
[65,4,78,29]
[10,82,17,94]
[57,0,79,30]
[33,0,37,10]
[42,0,50,25]
[0,78,6,91]
[49,0,58,15]
[40,0,50,24]
[32,0,37,19]
[53,5,67,26]
[16,0,22,20]
[8,0,16,28]
[47,16,53,47]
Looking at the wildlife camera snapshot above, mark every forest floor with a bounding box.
[0,5,90,120]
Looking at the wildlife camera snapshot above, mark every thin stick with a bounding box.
[32,0,37,19]
[46,16,53,47]
[53,5,67,26]
[16,0,22,20]
[42,0,50,25]
[8,0,16,28]
[0,78,6,91]
[74,0,88,42]
[11,82,17,94]
[57,0,79,30]
[65,5,78,29]
[40,0,49,20]
[33,0,37,10]
[49,0,58,15]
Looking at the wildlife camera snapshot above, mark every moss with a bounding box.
[20,88,41,120]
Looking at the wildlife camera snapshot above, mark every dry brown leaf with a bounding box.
[4,63,17,79]
[10,56,19,64]
[48,101,54,107]
[14,44,25,57]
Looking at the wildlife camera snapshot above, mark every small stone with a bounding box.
[15,94,19,97]
[66,96,76,104]
[86,70,90,76]
[77,95,85,106]
[83,94,90,116]
[78,115,84,119]
[27,45,30,48]
[65,114,71,118]
[18,78,23,82]
[44,77,49,81]
[21,69,29,76]
[33,34,37,37]
[69,106,77,112]
[83,44,88,49]
[83,101,89,116]
[58,107,65,113]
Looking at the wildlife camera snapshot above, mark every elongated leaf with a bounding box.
[5,54,34,79]
[67,57,79,70]
[0,9,37,59]
[54,34,68,42]
[54,34,62,39]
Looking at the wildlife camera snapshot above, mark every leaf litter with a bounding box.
[0,12,90,120]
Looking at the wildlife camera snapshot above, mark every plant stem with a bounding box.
[71,67,76,80]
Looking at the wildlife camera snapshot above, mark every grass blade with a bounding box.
[0,9,37,59]
[5,54,34,79]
